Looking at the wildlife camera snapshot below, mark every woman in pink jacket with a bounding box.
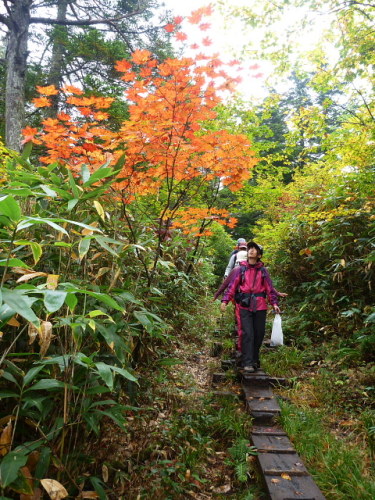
[220,241,281,373]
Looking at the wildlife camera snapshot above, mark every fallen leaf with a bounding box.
[41,478,68,499]
[212,484,231,493]
[271,478,280,483]
[102,464,109,483]
[281,473,292,480]
[79,492,99,499]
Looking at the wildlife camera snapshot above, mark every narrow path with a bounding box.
[213,358,326,500]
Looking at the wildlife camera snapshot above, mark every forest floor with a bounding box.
[92,310,262,500]
[87,303,374,500]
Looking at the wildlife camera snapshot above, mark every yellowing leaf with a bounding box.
[0,419,12,456]
[271,478,280,483]
[79,492,99,499]
[93,201,105,221]
[41,479,68,500]
[46,274,59,290]
[39,321,53,357]
[7,317,20,327]
[17,272,48,283]
[28,323,39,345]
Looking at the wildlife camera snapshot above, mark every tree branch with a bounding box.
[30,10,144,26]
[0,13,11,28]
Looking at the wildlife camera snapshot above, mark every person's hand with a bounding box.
[277,291,288,297]
[220,302,227,313]
[273,304,281,314]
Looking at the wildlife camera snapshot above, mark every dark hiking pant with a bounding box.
[239,309,267,367]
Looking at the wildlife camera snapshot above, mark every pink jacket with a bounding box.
[222,261,278,311]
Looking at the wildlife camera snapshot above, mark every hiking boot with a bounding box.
[243,365,255,373]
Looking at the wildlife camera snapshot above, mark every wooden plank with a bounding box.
[242,374,270,385]
[243,385,274,399]
[247,398,281,413]
[252,426,287,436]
[258,452,308,476]
[265,474,326,500]
[252,434,295,453]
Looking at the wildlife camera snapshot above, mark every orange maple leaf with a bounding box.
[131,50,152,65]
[190,43,199,50]
[21,126,38,143]
[115,59,133,72]
[199,23,211,31]
[175,31,188,41]
[121,72,137,82]
[32,97,51,108]
[62,85,84,95]
[57,112,71,121]
[202,37,212,46]
[164,23,176,33]
[36,85,59,96]
[173,16,183,24]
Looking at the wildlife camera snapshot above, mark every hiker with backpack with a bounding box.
[223,238,248,278]
[220,241,281,373]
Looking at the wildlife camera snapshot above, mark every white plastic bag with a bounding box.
[270,314,283,346]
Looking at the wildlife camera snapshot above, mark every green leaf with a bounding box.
[34,447,51,480]
[23,365,45,386]
[81,164,91,183]
[17,217,69,235]
[67,169,80,198]
[1,288,39,326]
[94,236,119,257]
[78,237,91,261]
[44,290,67,313]
[0,258,31,268]
[24,379,67,392]
[0,195,21,222]
[85,385,110,395]
[111,365,137,383]
[0,303,17,329]
[67,198,79,211]
[84,291,123,311]
[65,293,78,312]
[1,371,20,387]
[14,240,42,265]
[90,476,107,500]
[83,167,113,187]
[0,450,28,487]
[21,140,33,160]
[40,185,57,198]
[0,390,20,398]
[7,468,34,495]
[95,362,114,390]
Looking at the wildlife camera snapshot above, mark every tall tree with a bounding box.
[0,0,170,150]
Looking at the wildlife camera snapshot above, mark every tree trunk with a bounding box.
[5,0,32,151]
[47,0,69,116]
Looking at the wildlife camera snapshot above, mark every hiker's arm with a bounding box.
[222,268,241,304]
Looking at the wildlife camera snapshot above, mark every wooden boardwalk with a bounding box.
[213,362,326,500]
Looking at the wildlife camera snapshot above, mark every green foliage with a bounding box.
[226,438,257,483]
[280,401,375,499]
[0,145,218,496]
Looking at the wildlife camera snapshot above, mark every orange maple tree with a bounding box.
[22,6,257,239]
